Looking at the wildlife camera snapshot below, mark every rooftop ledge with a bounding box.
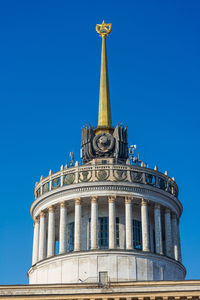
[0,280,200,297]
[34,162,179,201]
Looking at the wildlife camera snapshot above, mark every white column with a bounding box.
[125,196,133,249]
[38,211,47,261]
[47,206,55,257]
[172,213,179,261]
[108,196,116,249]
[154,204,163,254]
[141,198,150,251]
[177,221,182,262]
[165,208,173,258]
[59,202,67,254]
[74,198,82,251]
[91,196,98,250]
[32,218,40,265]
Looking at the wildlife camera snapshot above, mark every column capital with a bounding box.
[91,196,98,203]
[141,198,148,206]
[40,211,45,218]
[75,198,81,205]
[60,201,67,208]
[48,206,54,212]
[34,217,39,224]
[125,196,133,204]
[108,196,116,203]
[172,212,177,219]
[154,203,161,209]
[165,207,171,214]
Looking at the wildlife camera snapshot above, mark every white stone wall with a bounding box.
[28,250,185,284]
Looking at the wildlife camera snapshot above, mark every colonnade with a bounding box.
[32,196,181,265]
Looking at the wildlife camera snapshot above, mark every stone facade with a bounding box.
[1,281,200,299]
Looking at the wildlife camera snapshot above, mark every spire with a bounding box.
[95,21,112,134]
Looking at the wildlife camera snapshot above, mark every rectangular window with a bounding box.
[88,217,120,249]
[153,229,156,253]
[116,217,120,246]
[133,219,142,250]
[98,217,108,249]
[99,271,108,285]
[67,222,74,252]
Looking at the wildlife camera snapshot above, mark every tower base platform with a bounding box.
[28,250,185,284]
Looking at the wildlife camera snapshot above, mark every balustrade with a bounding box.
[34,164,179,200]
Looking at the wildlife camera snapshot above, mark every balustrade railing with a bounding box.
[34,163,178,200]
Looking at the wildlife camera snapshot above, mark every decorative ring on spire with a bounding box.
[96,20,112,37]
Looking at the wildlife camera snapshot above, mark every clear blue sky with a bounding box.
[0,0,199,284]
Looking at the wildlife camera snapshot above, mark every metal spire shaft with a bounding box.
[98,35,112,129]
[96,21,112,134]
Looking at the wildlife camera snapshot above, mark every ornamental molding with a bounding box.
[31,182,182,219]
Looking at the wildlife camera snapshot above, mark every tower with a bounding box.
[28,21,185,284]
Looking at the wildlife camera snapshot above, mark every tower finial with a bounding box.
[95,21,112,134]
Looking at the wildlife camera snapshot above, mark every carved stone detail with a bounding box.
[91,196,98,203]
[64,173,75,185]
[52,177,60,189]
[60,202,66,208]
[96,169,110,181]
[146,174,156,186]
[75,198,81,205]
[40,211,45,218]
[108,196,116,203]
[93,133,115,156]
[141,198,148,206]
[79,171,92,182]
[34,217,39,224]
[131,171,143,183]
[43,182,49,193]
[48,206,54,212]
[113,169,127,181]
[125,196,133,204]
[81,124,128,163]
